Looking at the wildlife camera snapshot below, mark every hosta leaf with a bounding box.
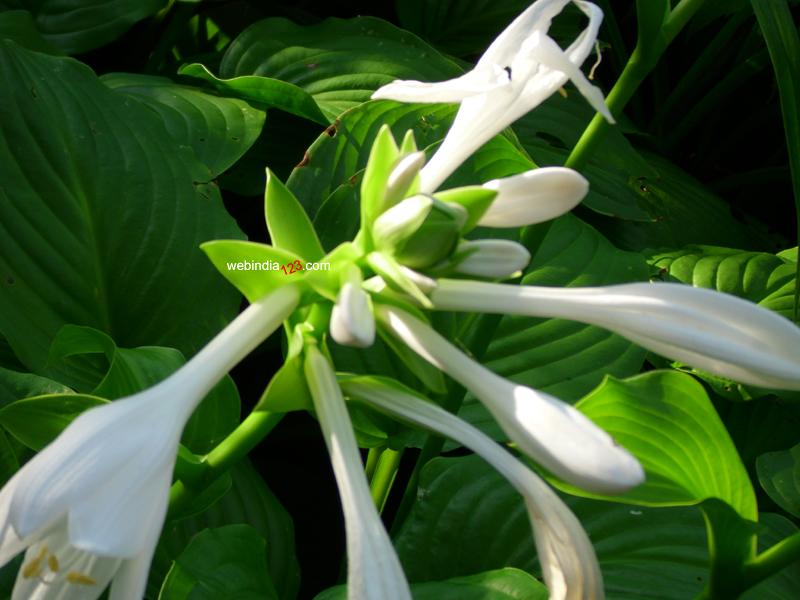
[178,63,327,125]
[2,0,167,54]
[219,16,461,121]
[396,0,533,57]
[394,455,710,599]
[287,100,533,236]
[573,371,757,519]
[153,460,300,600]
[316,567,547,600]
[757,442,800,518]
[0,10,61,55]
[647,245,798,322]
[742,513,800,599]
[457,214,648,439]
[0,42,244,379]
[158,524,278,600]
[0,393,107,450]
[0,365,70,407]
[102,73,266,178]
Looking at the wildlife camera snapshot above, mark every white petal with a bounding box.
[0,472,29,566]
[480,168,589,227]
[453,240,531,278]
[375,305,644,493]
[372,68,507,103]
[430,279,800,390]
[108,509,164,600]
[331,283,377,348]
[304,348,411,600]
[343,379,603,600]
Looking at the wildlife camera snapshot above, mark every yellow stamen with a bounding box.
[48,555,60,572]
[557,87,568,98]
[21,558,42,579]
[588,40,603,81]
[66,572,97,586]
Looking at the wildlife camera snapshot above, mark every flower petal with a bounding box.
[479,167,588,227]
[453,239,531,278]
[430,279,800,390]
[376,305,644,493]
[304,347,411,600]
[331,282,377,348]
[343,377,603,600]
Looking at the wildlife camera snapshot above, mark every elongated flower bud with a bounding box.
[376,304,644,493]
[479,168,589,227]
[452,239,531,278]
[331,282,376,348]
[372,195,433,250]
[430,279,800,390]
[384,151,426,208]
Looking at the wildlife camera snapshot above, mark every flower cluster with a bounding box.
[2,1,800,599]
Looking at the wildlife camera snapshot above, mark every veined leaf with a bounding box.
[102,73,266,178]
[0,42,244,379]
[757,442,800,518]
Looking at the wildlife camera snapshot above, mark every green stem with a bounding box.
[741,531,800,589]
[168,410,284,516]
[565,0,708,170]
[365,446,382,481]
[370,448,403,512]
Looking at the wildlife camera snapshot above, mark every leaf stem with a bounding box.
[168,410,283,515]
[741,530,800,589]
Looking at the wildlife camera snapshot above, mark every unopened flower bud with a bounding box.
[453,239,531,278]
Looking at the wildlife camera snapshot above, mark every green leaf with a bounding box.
[219,16,461,121]
[395,0,533,57]
[0,365,71,407]
[647,246,798,323]
[265,169,324,261]
[46,325,240,454]
[394,455,710,598]
[287,100,532,229]
[433,186,497,232]
[574,371,757,519]
[743,513,800,599]
[201,240,304,302]
[315,567,548,600]
[255,354,313,413]
[0,10,62,54]
[178,63,327,125]
[757,442,800,518]
[0,430,20,485]
[102,73,266,178]
[0,42,244,378]
[752,0,800,317]
[457,214,648,439]
[3,0,167,54]
[0,393,107,450]
[158,524,278,600]
[153,460,300,600]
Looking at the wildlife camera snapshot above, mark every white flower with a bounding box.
[303,346,411,600]
[0,285,301,600]
[372,0,612,192]
[430,279,800,390]
[480,168,589,227]
[343,377,604,600]
[375,304,644,494]
[452,239,531,278]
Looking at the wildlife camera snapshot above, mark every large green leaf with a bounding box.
[316,568,548,600]
[102,73,266,178]
[46,325,240,455]
[647,245,798,322]
[395,0,532,57]
[153,461,300,600]
[0,10,61,54]
[218,16,462,122]
[457,214,648,439]
[514,95,769,248]
[0,42,244,378]
[0,365,70,407]
[1,0,167,54]
[574,371,757,519]
[743,513,800,599]
[158,524,278,600]
[394,455,710,599]
[287,100,533,235]
[757,443,800,518]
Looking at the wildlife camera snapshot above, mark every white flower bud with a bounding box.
[453,239,531,278]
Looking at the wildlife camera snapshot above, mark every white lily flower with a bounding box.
[430,279,800,390]
[0,285,301,600]
[375,304,644,494]
[343,378,603,600]
[480,168,589,227]
[304,346,411,600]
[372,0,612,192]
[453,239,532,278]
